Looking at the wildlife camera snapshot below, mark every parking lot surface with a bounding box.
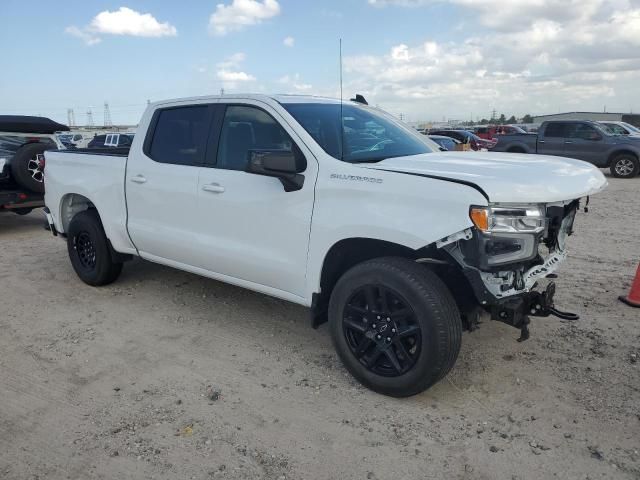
[1,175,638,480]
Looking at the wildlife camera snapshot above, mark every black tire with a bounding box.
[507,147,526,153]
[328,257,461,397]
[67,210,123,286]
[610,153,639,178]
[10,143,47,193]
[13,208,32,216]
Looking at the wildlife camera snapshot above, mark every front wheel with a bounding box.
[67,210,123,286]
[328,257,461,397]
[610,153,639,178]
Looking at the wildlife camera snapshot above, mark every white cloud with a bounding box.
[90,7,177,37]
[278,74,312,92]
[65,26,101,46]
[209,0,281,36]
[217,70,256,82]
[216,53,256,89]
[65,7,176,45]
[347,0,640,120]
[283,36,295,47]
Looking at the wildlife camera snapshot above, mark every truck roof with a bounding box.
[150,94,351,109]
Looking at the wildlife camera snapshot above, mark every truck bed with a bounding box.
[44,149,132,252]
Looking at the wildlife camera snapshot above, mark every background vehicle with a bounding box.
[57,132,89,148]
[44,94,606,397]
[429,134,461,151]
[599,121,640,137]
[428,129,493,150]
[87,133,134,149]
[491,120,640,178]
[1,116,66,214]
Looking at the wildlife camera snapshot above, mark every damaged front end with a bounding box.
[439,200,582,341]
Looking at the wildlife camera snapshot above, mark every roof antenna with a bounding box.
[339,38,344,161]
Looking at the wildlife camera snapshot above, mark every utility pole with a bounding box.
[86,109,94,127]
[104,102,112,127]
[67,109,76,127]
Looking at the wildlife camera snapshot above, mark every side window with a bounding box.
[567,123,599,140]
[216,106,293,171]
[149,105,210,166]
[543,123,566,137]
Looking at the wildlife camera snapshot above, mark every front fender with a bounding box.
[305,165,487,298]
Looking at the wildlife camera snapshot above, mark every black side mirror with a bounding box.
[246,149,306,192]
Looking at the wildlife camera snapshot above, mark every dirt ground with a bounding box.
[1,174,638,480]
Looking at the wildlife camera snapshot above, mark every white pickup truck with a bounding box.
[44,94,607,397]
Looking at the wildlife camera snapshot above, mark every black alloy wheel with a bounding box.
[342,285,421,377]
[74,231,97,270]
[328,257,462,397]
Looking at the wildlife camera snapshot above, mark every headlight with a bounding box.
[469,204,545,234]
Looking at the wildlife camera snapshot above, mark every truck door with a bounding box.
[537,122,567,156]
[126,103,215,266]
[563,122,609,166]
[194,101,318,298]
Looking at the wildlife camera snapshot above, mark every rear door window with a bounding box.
[148,105,212,166]
[543,123,566,137]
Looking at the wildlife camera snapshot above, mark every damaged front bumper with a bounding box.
[441,200,581,340]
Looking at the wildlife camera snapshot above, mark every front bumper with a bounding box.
[441,201,581,339]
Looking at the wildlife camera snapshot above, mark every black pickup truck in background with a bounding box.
[0,116,66,215]
[491,120,640,178]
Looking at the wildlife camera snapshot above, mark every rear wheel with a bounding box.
[11,143,48,193]
[67,210,122,286]
[610,153,639,178]
[328,257,461,397]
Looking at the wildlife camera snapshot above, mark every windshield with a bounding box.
[621,122,640,134]
[282,103,435,163]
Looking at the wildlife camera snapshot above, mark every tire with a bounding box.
[328,257,462,397]
[10,143,47,193]
[507,147,526,153]
[610,153,639,178]
[13,208,32,216]
[67,209,123,286]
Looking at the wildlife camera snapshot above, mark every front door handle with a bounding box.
[130,175,147,184]
[564,141,573,144]
[202,183,225,193]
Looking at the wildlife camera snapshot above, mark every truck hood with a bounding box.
[363,151,607,203]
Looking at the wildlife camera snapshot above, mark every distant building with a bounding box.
[534,112,640,127]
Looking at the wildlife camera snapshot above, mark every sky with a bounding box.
[1,0,640,125]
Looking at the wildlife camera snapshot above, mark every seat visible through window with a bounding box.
[217,106,293,171]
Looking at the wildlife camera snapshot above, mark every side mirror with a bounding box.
[246,149,306,192]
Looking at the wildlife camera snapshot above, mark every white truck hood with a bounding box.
[364,151,607,203]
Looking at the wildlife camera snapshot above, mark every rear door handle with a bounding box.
[130,175,147,184]
[202,183,225,193]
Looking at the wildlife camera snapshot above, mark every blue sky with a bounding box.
[1,0,640,125]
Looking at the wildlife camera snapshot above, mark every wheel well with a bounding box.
[311,238,479,330]
[507,146,526,153]
[607,149,638,167]
[59,193,94,233]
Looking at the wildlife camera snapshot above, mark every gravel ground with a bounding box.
[0,174,638,480]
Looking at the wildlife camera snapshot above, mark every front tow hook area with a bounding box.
[491,282,580,342]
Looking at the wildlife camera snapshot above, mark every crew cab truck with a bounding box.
[44,95,607,397]
[491,120,640,178]
[1,116,66,215]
